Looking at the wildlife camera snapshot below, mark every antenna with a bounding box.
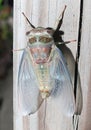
[22,12,35,28]
[54,5,67,30]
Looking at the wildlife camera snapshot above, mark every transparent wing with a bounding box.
[50,47,75,116]
[18,48,43,115]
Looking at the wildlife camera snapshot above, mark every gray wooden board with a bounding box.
[13,0,87,130]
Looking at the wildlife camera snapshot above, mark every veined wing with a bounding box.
[50,46,75,116]
[18,48,43,115]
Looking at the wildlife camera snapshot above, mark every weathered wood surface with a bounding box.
[13,0,91,130]
[78,0,91,129]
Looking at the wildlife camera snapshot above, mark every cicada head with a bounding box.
[26,27,55,64]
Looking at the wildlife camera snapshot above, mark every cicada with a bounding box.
[18,6,75,116]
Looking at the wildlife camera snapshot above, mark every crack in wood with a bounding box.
[73,0,83,130]
[74,0,83,100]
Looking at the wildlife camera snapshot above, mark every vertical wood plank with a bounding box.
[78,0,91,129]
[13,0,81,130]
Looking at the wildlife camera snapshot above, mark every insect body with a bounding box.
[18,7,75,115]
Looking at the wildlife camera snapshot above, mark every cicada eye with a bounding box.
[39,36,53,43]
[29,37,37,44]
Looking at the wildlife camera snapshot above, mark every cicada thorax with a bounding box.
[29,46,52,64]
[27,27,55,99]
